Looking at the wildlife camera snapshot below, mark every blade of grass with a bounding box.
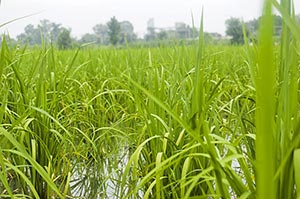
[294,149,300,199]
[255,0,276,198]
[0,148,14,199]
[0,12,43,29]
[0,127,64,198]
[155,152,163,199]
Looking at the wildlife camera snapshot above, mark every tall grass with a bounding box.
[0,0,300,198]
[255,0,276,198]
[254,0,300,198]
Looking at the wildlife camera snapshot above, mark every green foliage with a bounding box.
[80,33,98,44]
[83,20,137,45]
[1,0,300,198]
[225,17,245,44]
[107,16,121,46]
[246,18,259,37]
[120,21,137,44]
[247,0,300,199]
[92,23,109,44]
[17,24,42,45]
[16,19,73,46]
[57,28,72,49]
[226,15,283,44]
[255,0,276,198]
[0,34,257,198]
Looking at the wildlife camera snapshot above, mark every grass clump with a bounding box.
[1,0,300,198]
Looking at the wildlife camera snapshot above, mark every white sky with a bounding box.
[0,0,299,39]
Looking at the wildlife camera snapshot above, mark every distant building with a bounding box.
[145,18,156,40]
[144,19,224,41]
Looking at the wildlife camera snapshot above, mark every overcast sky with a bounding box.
[0,0,299,39]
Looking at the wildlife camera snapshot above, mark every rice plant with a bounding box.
[0,0,300,198]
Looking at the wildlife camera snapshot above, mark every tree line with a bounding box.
[6,16,214,48]
[3,15,298,48]
[225,14,300,44]
[13,17,137,49]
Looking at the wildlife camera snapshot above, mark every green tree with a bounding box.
[50,22,63,42]
[38,19,63,43]
[246,18,259,38]
[107,16,121,45]
[57,28,72,49]
[240,15,282,41]
[38,19,52,41]
[16,19,68,46]
[225,17,245,44]
[93,24,109,44]
[80,33,98,44]
[119,21,137,44]
[17,24,41,45]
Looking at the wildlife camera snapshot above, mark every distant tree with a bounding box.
[93,24,109,44]
[17,24,41,45]
[16,19,70,46]
[50,22,62,42]
[107,16,121,45]
[57,28,72,49]
[245,15,281,39]
[225,17,246,44]
[37,19,62,43]
[119,21,137,44]
[246,18,259,38]
[24,24,36,35]
[226,15,282,45]
[80,33,98,44]
[38,19,52,41]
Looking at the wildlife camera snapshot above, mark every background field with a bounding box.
[1,0,300,198]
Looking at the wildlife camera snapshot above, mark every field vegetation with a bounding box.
[0,0,300,198]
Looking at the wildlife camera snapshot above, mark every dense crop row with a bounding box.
[1,0,300,198]
[0,37,258,199]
